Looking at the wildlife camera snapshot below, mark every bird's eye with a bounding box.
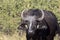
[25,25,28,29]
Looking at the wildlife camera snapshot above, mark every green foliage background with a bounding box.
[0,0,60,37]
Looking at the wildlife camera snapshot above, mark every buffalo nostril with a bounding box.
[29,31,33,33]
[28,30,34,35]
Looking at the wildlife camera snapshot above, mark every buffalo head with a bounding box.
[18,9,48,35]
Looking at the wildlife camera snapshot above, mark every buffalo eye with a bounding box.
[25,20,28,22]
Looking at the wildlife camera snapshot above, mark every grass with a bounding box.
[0,32,60,40]
[0,0,60,40]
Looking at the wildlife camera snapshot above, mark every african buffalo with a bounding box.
[18,9,60,40]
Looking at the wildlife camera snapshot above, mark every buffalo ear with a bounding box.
[17,26,24,30]
[17,22,26,30]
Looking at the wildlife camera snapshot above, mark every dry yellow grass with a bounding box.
[0,32,26,40]
[0,32,60,40]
